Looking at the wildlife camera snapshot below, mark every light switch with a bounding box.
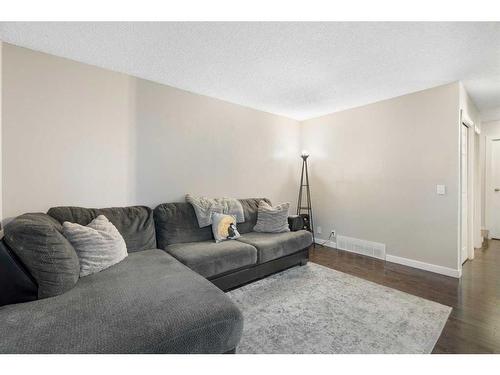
[436,184,446,195]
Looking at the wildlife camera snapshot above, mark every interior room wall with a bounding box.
[1,43,473,277]
[481,120,500,135]
[481,107,500,123]
[1,43,301,221]
[300,83,461,275]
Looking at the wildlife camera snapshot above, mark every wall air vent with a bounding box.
[335,235,386,260]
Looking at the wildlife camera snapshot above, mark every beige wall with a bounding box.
[1,44,301,220]
[1,43,469,275]
[301,83,461,271]
[482,120,500,135]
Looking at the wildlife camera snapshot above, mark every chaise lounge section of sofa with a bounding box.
[0,206,242,354]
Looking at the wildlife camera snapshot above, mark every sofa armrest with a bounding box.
[288,215,304,232]
[0,240,38,307]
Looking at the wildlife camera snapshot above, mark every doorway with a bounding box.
[461,123,469,264]
[486,137,500,239]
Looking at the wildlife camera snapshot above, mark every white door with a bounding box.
[489,139,500,239]
[461,124,468,264]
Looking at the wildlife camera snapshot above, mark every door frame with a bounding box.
[485,135,500,239]
[459,110,475,269]
[473,130,482,249]
[460,122,469,264]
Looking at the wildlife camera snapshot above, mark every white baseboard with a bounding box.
[385,254,461,278]
[315,238,461,278]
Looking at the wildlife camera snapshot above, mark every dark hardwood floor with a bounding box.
[309,240,500,353]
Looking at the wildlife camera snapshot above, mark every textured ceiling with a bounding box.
[1,22,499,120]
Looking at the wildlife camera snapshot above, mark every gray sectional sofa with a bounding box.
[0,198,313,353]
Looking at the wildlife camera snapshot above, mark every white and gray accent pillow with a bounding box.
[253,201,291,233]
[211,212,241,243]
[62,215,128,277]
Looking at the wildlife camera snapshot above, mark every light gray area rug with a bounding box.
[227,263,451,354]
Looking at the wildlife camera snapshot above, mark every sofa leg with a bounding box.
[299,259,308,266]
[224,348,236,354]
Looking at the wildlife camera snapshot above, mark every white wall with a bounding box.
[482,120,500,136]
[301,83,461,274]
[481,107,500,123]
[1,44,301,220]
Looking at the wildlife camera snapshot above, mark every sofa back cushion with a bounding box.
[154,202,213,248]
[3,213,80,299]
[48,206,156,253]
[0,239,38,306]
[237,198,271,234]
[154,198,271,247]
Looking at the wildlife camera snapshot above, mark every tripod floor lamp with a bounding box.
[296,150,315,246]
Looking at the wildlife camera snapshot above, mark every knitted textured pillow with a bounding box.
[63,215,128,277]
[253,201,291,233]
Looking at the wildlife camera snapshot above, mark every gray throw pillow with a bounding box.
[4,213,80,299]
[211,212,241,243]
[253,201,291,233]
[63,215,128,277]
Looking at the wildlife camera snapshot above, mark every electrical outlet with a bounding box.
[317,226,322,234]
[331,230,336,238]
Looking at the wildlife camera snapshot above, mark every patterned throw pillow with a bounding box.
[253,201,291,233]
[211,212,241,243]
[62,215,128,277]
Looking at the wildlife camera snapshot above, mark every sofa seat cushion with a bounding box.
[166,241,258,278]
[0,250,243,354]
[236,230,313,263]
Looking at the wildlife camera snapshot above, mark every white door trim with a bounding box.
[485,135,500,238]
[473,131,482,249]
[460,122,469,264]
[458,109,475,270]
